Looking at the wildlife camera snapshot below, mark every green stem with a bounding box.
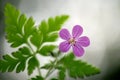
[47,68,55,77]
[26,42,42,76]
[45,58,58,79]
[37,65,42,76]
[45,67,53,78]
[26,42,35,53]
[45,50,63,79]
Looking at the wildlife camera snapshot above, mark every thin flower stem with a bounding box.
[47,68,55,77]
[37,65,42,76]
[45,58,58,79]
[45,50,62,79]
[26,42,42,76]
[45,67,53,78]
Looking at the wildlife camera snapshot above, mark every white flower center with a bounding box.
[69,38,76,45]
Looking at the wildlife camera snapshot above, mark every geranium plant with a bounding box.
[0,3,100,80]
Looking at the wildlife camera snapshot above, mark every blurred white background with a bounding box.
[0,0,120,80]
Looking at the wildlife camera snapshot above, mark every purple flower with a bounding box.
[59,25,90,57]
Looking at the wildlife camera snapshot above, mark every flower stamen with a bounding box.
[69,38,76,45]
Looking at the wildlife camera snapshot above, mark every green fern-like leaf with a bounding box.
[3,3,39,76]
[58,67,66,80]
[30,76,44,80]
[5,3,36,47]
[38,45,57,56]
[0,47,31,73]
[58,53,100,79]
[27,56,39,75]
[37,15,69,56]
[30,29,43,48]
[50,78,58,80]
[39,15,69,43]
[4,4,69,49]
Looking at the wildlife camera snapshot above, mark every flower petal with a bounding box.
[59,29,71,40]
[59,41,71,52]
[77,36,90,47]
[72,25,83,38]
[72,44,84,57]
